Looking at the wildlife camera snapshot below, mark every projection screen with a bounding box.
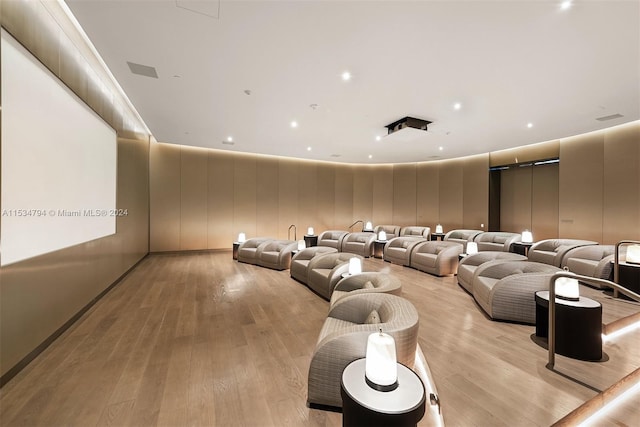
[1,29,117,267]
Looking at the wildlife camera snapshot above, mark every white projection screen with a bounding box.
[1,29,117,267]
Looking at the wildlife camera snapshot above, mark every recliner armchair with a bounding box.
[473,232,521,252]
[373,224,401,240]
[307,252,364,300]
[307,293,419,408]
[330,272,402,306]
[527,239,598,267]
[290,246,338,284]
[561,245,619,286]
[340,232,376,257]
[317,230,349,250]
[237,237,272,265]
[443,229,483,252]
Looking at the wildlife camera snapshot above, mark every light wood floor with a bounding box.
[1,252,639,426]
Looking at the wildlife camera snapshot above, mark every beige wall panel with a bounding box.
[500,167,532,233]
[278,159,299,239]
[531,164,559,241]
[150,143,181,251]
[256,157,280,239]
[603,122,640,243]
[316,163,336,232]
[234,156,258,239]
[416,163,439,227]
[392,164,417,226]
[353,166,374,225]
[490,140,560,167]
[1,137,150,378]
[334,165,354,229]
[179,147,208,250]
[439,160,464,230]
[559,132,604,242]
[208,151,235,248]
[298,162,318,235]
[463,155,489,230]
[372,165,394,226]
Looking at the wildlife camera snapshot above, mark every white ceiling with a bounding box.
[66,0,640,164]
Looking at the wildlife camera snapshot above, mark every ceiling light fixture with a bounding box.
[453,102,462,110]
[375,136,381,141]
[439,146,444,151]
[527,123,533,128]
[342,71,351,81]
[560,1,572,10]
[307,146,312,151]
[368,154,373,159]
[290,121,298,128]
[226,136,233,142]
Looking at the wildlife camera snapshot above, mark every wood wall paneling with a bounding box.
[463,155,489,230]
[256,157,280,240]
[439,160,464,230]
[179,146,208,250]
[559,132,604,242]
[603,122,640,243]
[353,166,374,226]
[500,166,532,233]
[278,159,299,240]
[208,151,235,248]
[149,143,181,252]
[416,163,439,227]
[531,164,559,241]
[234,156,258,240]
[315,163,336,232]
[334,166,354,229]
[297,162,318,237]
[372,164,394,226]
[392,164,417,225]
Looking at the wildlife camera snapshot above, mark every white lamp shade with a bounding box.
[365,331,398,390]
[237,232,246,243]
[627,244,640,264]
[435,224,443,234]
[364,221,373,231]
[555,276,580,301]
[348,257,362,275]
[466,242,478,255]
[521,230,533,243]
[307,227,314,236]
[297,240,306,250]
[378,231,387,241]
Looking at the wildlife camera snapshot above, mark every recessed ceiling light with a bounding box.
[439,146,444,151]
[368,154,373,159]
[226,136,233,142]
[290,121,298,128]
[453,102,462,110]
[342,71,351,81]
[375,136,382,141]
[307,146,312,151]
[560,1,572,10]
[527,123,533,128]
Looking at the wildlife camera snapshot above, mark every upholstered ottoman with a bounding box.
[458,252,527,293]
[410,240,464,276]
[290,246,338,284]
[472,260,562,323]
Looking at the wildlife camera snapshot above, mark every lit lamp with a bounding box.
[297,240,306,250]
[555,276,580,301]
[348,257,362,275]
[466,242,478,255]
[364,221,373,231]
[378,230,387,241]
[627,244,640,264]
[521,230,533,243]
[365,329,398,392]
[237,232,246,243]
[435,224,443,234]
[307,227,315,236]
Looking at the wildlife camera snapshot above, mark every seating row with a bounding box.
[237,238,298,270]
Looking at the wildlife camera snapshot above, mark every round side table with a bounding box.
[341,358,426,427]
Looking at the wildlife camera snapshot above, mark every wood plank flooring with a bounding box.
[1,252,639,426]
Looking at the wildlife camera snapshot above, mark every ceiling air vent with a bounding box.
[127,61,158,79]
[596,113,623,121]
[385,116,432,135]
